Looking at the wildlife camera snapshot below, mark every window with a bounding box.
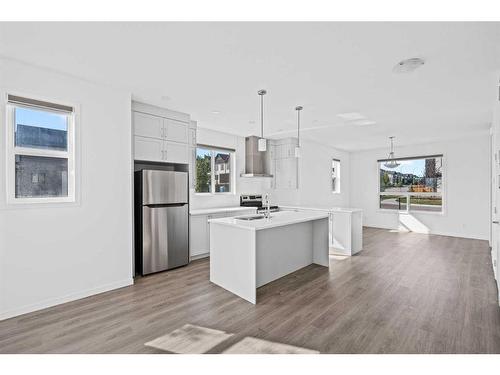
[378,155,443,213]
[332,159,340,193]
[195,145,234,194]
[6,95,76,203]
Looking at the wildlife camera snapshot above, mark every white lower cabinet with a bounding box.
[190,214,210,258]
[189,209,256,259]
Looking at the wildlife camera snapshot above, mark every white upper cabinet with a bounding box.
[133,112,164,139]
[164,119,188,143]
[134,136,164,162]
[164,140,189,164]
[132,102,191,164]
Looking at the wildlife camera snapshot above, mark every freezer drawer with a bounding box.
[142,170,188,205]
[142,204,189,274]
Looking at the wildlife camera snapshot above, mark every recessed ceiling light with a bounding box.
[337,112,366,121]
[393,57,425,73]
[212,110,221,114]
[353,120,376,126]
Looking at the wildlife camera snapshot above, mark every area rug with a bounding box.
[222,337,319,354]
[144,324,234,354]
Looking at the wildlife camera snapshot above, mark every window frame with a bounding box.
[332,158,341,194]
[377,155,446,215]
[5,94,78,205]
[194,145,235,195]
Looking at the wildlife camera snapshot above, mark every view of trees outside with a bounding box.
[195,148,232,193]
[379,157,443,212]
[195,148,211,193]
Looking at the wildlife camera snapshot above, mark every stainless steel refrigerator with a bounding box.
[134,170,189,275]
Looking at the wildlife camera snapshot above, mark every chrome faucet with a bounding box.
[263,193,271,219]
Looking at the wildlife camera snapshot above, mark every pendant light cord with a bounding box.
[258,89,267,139]
[297,109,300,146]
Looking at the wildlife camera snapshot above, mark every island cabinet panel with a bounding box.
[255,222,313,287]
[210,224,257,304]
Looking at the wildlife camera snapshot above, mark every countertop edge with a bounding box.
[208,212,329,231]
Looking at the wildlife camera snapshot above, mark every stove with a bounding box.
[240,194,279,213]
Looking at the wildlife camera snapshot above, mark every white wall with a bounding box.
[190,127,271,209]
[272,139,351,209]
[350,135,490,240]
[0,58,134,320]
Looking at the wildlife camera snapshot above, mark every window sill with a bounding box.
[3,198,80,210]
[194,192,235,196]
[376,209,445,216]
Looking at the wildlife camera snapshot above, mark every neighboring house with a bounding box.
[214,153,230,192]
[15,124,68,198]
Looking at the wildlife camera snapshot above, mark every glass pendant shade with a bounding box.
[294,146,300,158]
[295,105,303,158]
[383,137,400,168]
[258,138,267,152]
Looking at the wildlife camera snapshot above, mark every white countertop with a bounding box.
[190,206,256,216]
[208,210,329,231]
[280,205,363,213]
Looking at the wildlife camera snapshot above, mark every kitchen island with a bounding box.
[280,206,363,256]
[209,210,330,304]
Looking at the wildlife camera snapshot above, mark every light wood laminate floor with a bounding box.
[1,228,499,353]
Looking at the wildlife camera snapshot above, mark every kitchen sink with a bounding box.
[235,215,267,221]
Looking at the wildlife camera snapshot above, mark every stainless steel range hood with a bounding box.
[240,136,273,178]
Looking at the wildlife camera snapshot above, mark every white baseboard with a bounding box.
[0,278,134,321]
[363,225,488,241]
[190,253,209,261]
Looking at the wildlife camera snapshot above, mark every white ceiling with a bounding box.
[1,22,499,151]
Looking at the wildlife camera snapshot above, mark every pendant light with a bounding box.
[257,89,267,152]
[384,136,400,169]
[294,105,303,158]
